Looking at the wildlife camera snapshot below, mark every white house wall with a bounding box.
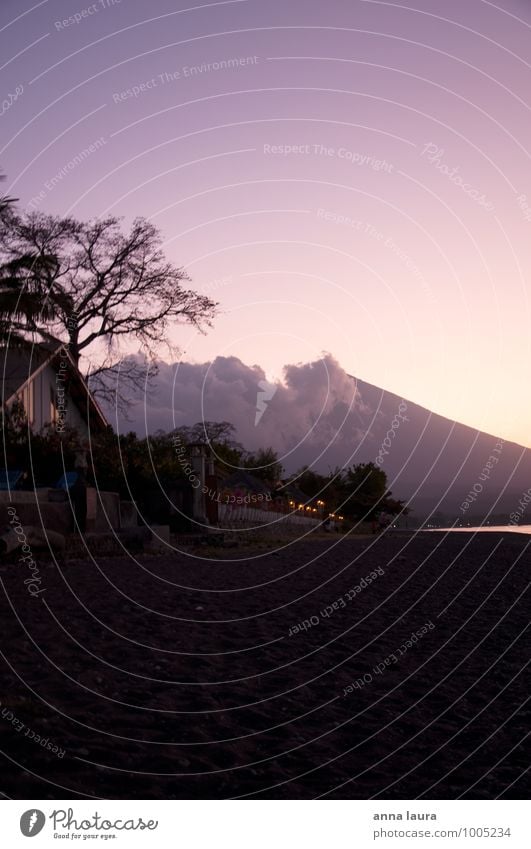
[18,364,89,436]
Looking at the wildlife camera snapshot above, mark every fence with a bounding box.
[217,503,320,530]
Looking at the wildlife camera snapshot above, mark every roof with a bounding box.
[1,341,52,404]
[222,469,272,494]
[1,340,108,431]
[276,481,314,504]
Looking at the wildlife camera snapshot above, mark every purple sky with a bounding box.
[2,0,530,446]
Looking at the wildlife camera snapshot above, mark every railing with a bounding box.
[217,503,320,528]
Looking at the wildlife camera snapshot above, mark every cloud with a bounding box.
[98,351,531,518]
[106,353,369,469]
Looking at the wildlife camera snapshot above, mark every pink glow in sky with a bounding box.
[2,0,530,445]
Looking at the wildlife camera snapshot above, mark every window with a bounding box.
[22,382,34,425]
[50,386,57,423]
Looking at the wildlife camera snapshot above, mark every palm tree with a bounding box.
[0,172,16,216]
[0,253,70,347]
[0,173,67,347]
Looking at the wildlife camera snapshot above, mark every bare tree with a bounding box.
[0,212,217,408]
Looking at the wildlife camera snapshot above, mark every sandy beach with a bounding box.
[0,531,528,799]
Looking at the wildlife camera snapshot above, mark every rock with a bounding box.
[117,527,151,552]
[0,528,20,555]
[0,526,65,555]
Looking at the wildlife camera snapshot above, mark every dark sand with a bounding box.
[0,531,528,799]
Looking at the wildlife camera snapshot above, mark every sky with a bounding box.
[1,0,530,447]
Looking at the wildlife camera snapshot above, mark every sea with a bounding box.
[427,525,531,534]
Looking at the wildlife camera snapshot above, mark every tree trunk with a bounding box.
[68,329,80,366]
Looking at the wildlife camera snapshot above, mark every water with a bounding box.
[427,525,531,534]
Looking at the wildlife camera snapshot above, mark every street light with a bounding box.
[189,441,208,458]
[189,442,209,523]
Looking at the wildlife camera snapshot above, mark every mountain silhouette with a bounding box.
[107,353,529,523]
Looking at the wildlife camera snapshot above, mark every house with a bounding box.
[274,480,321,516]
[1,340,108,436]
[220,469,273,506]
